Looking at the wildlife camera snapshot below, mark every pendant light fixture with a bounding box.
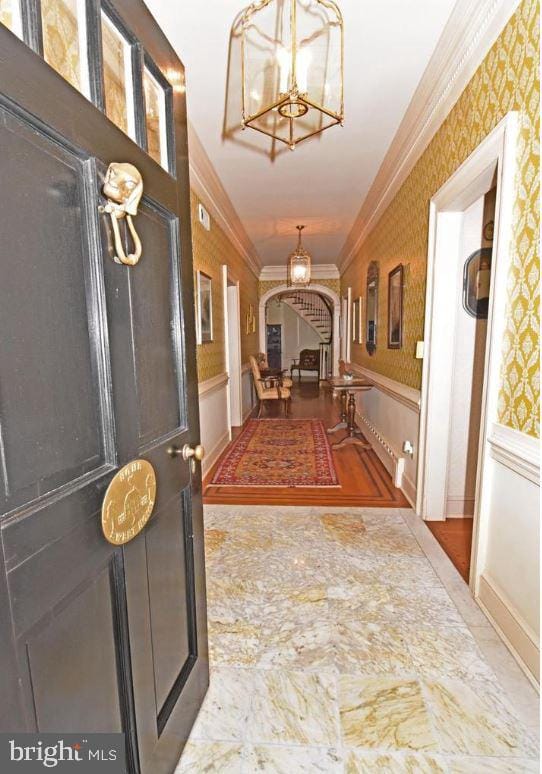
[287,225,312,287]
[241,0,344,150]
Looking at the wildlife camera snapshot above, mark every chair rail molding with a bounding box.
[188,122,261,278]
[337,0,521,271]
[488,423,540,485]
[350,363,421,413]
[198,371,229,398]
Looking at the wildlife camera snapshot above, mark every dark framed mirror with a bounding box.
[366,260,379,355]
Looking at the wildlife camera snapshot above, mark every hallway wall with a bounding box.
[339,0,539,683]
[191,190,259,383]
[191,190,259,472]
[341,0,539,439]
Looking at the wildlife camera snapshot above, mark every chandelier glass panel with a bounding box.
[241,0,344,149]
[287,225,312,287]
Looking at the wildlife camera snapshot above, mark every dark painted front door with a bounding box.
[0,3,208,772]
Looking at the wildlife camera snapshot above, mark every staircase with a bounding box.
[280,290,333,380]
[282,291,333,343]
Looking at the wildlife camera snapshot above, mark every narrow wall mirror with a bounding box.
[366,260,379,355]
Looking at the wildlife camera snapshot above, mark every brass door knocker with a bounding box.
[99,162,143,266]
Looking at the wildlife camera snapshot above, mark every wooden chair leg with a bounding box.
[258,399,263,418]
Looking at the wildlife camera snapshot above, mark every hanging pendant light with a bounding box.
[241,0,344,150]
[287,225,312,287]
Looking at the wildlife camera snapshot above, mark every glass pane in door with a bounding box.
[101,11,135,138]
[143,66,168,170]
[0,0,22,38]
[41,0,88,94]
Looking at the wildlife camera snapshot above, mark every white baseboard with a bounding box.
[477,573,540,687]
[401,472,417,509]
[446,496,475,517]
[201,429,230,476]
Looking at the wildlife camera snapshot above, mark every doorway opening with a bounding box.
[427,185,496,581]
[223,266,243,431]
[258,284,341,377]
[417,113,519,592]
[263,289,335,380]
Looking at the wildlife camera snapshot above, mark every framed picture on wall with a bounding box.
[197,271,213,343]
[352,298,358,341]
[387,264,403,349]
[357,297,363,343]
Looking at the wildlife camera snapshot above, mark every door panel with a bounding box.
[25,564,124,733]
[128,201,185,446]
[0,3,208,771]
[0,106,112,509]
[144,498,191,712]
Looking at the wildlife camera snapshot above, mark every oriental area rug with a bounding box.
[210,419,339,487]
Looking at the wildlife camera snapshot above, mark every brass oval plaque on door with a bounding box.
[101,459,156,545]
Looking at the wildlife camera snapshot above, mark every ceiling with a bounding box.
[146,0,457,267]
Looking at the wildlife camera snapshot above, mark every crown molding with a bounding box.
[187,122,261,278]
[259,263,340,281]
[338,0,521,273]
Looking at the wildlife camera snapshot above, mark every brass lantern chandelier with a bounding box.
[287,225,312,287]
[241,0,344,150]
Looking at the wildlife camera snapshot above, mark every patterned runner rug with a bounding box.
[210,419,339,487]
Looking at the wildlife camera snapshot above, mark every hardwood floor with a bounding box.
[203,380,409,507]
[427,518,474,582]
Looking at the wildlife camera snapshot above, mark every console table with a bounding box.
[327,376,373,450]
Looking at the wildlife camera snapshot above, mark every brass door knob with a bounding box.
[168,443,205,462]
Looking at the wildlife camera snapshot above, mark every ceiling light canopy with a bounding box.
[287,225,312,286]
[241,0,344,150]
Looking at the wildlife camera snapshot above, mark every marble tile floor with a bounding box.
[176,506,539,773]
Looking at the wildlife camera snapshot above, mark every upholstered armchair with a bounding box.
[290,349,320,381]
[255,352,293,388]
[249,355,291,417]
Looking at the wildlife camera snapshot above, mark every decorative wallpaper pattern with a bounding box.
[341,0,539,437]
[259,277,341,298]
[41,0,82,92]
[191,191,260,382]
[101,14,129,135]
[0,0,16,33]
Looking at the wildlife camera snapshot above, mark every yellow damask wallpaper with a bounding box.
[342,0,539,437]
[191,191,259,382]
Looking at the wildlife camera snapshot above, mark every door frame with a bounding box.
[222,265,243,429]
[416,112,519,593]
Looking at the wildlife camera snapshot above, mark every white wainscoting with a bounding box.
[350,365,421,506]
[474,423,540,684]
[198,373,230,476]
[242,363,256,421]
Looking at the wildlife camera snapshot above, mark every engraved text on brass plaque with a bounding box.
[101,459,156,545]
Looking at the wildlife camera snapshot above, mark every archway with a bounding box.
[259,283,341,376]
